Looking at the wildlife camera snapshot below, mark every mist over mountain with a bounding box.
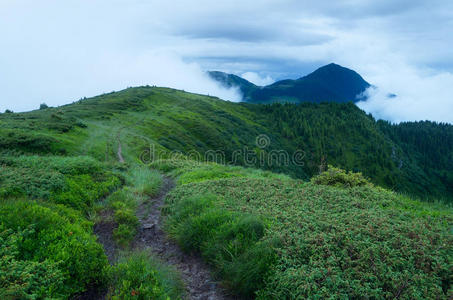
[210,63,371,104]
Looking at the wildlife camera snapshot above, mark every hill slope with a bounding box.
[0,86,452,298]
[1,86,451,201]
[208,71,258,100]
[210,63,371,103]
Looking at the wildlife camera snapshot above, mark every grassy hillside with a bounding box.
[0,86,452,298]
[1,86,451,201]
[155,159,452,298]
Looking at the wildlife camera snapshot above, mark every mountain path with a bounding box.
[94,127,235,299]
[134,177,236,300]
[116,128,125,163]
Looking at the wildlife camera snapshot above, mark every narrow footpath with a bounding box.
[134,177,235,300]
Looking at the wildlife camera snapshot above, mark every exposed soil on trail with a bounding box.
[134,177,237,300]
[94,210,118,263]
[86,176,237,300]
[116,130,125,163]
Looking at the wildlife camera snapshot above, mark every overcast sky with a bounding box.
[1,0,452,123]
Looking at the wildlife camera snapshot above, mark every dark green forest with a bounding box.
[251,102,453,202]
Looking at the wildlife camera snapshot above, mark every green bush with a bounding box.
[166,176,452,299]
[112,208,139,247]
[114,208,139,227]
[5,155,104,175]
[105,188,141,247]
[113,224,137,248]
[0,129,56,153]
[165,193,276,297]
[0,225,65,299]
[106,188,138,210]
[0,200,108,296]
[0,155,120,213]
[51,173,120,213]
[108,251,183,300]
[152,159,291,185]
[311,165,371,188]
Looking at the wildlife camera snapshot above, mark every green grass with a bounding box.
[1,86,451,201]
[163,159,453,299]
[0,86,452,298]
[151,159,291,185]
[164,193,277,297]
[108,251,184,300]
[126,166,163,196]
[103,166,162,247]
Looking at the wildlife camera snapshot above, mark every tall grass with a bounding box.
[108,251,184,300]
[165,193,277,297]
[127,166,163,196]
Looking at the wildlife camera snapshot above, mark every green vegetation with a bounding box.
[1,86,452,201]
[311,165,372,188]
[163,159,452,298]
[102,166,162,247]
[164,193,277,297]
[108,251,183,300]
[105,188,140,247]
[0,200,108,298]
[0,86,452,298]
[253,102,453,202]
[126,166,163,196]
[0,224,65,299]
[0,155,120,213]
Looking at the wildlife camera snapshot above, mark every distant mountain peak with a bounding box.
[209,63,371,104]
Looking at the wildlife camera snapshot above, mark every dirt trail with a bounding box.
[116,129,125,163]
[90,128,236,299]
[135,177,236,300]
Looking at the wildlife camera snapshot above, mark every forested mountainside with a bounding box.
[210,63,371,103]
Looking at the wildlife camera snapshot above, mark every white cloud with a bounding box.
[0,0,241,112]
[0,0,452,122]
[241,72,274,86]
[357,71,453,124]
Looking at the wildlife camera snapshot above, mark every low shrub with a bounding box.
[0,200,108,296]
[105,188,141,248]
[167,176,452,299]
[311,165,371,188]
[112,208,139,247]
[165,193,276,297]
[114,208,139,227]
[0,225,65,299]
[107,188,138,210]
[6,155,103,175]
[51,173,120,213]
[113,224,137,248]
[0,129,56,153]
[108,251,183,300]
[0,155,121,213]
[151,159,292,185]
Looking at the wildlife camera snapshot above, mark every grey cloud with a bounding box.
[188,56,327,80]
[0,0,452,122]
[174,21,333,46]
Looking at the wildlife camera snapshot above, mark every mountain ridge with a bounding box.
[209,63,371,103]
